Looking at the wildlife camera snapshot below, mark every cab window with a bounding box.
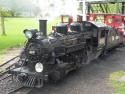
[100,30,106,38]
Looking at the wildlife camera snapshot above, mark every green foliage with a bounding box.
[0,7,20,17]
[0,7,9,17]
[8,9,21,17]
[109,71,125,94]
[0,17,60,54]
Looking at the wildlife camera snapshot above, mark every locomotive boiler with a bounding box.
[9,20,123,88]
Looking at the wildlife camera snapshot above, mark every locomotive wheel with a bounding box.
[75,56,84,69]
[85,45,93,64]
[49,68,66,83]
[15,52,27,68]
[85,52,90,64]
[15,63,21,68]
[82,51,88,64]
[76,57,82,68]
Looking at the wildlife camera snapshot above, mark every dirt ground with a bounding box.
[0,48,125,94]
[0,48,22,65]
[30,48,125,94]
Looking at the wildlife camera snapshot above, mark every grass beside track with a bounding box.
[0,18,38,54]
[0,17,60,54]
[109,71,125,94]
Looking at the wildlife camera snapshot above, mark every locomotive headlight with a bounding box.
[25,31,33,39]
[24,29,38,39]
[35,63,43,73]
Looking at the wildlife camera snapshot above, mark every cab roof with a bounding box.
[82,21,107,28]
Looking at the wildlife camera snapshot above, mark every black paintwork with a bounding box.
[9,21,123,88]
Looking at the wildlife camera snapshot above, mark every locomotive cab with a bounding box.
[106,27,123,50]
[82,21,123,61]
[82,21,108,61]
[82,21,107,47]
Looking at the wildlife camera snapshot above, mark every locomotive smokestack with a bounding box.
[39,20,47,36]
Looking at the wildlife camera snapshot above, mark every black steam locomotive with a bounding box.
[9,20,123,88]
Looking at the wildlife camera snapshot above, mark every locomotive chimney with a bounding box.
[39,20,47,36]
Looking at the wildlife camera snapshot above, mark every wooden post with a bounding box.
[122,2,125,14]
[82,0,87,21]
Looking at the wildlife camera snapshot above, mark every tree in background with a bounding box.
[0,6,21,36]
[9,8,21,17]
[0,7,6,35]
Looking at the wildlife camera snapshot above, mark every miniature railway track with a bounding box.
[7,86,32,94]
[0,74,12,82]
[0,55,19,77]
[0,55,32,94]
[0,55,20,86]
[7,85,24,94]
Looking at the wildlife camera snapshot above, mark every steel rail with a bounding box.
[7,86,32,94]
[7,85,24,94]
[0,55,19,68]
[0,55,20,77]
